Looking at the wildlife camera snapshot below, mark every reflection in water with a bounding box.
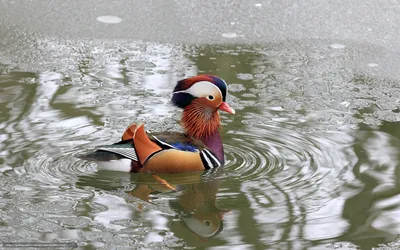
[339,129,400,249]
[1,41,400,249]
[127,172,228,239]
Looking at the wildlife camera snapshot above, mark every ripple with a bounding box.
[23,150,96,186]
[3,40,400,249]
[223,122,356,206]
[17,200,76,213]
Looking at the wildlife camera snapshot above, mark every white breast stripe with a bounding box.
[201,151,214,169]
[203,149,221,167]
[97,147,138,161]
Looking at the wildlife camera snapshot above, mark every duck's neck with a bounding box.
[200,131,225,164]
[181,103,224,163]
[181,102,220,139]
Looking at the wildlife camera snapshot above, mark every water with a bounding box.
[1,39,400,249]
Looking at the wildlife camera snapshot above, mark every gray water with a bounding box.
[2,1,400,249]
[1,39,400,249]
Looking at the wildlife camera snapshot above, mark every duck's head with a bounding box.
[171,75,235,138]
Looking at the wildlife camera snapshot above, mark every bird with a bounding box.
[78,74,235,173]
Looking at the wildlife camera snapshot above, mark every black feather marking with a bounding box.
[203,149,221,167]
[151,134,175,149]
[209,76,227,102]
[200,151,214,169]
[95,147,138,161]
[76,151,126,161]
[171,92,195,109]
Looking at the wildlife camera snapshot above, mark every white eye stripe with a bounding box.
[176,81,222,98]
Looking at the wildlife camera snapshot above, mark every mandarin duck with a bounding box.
[79,75,235,173]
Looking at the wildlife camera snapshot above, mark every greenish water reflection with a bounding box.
[0,41,400,249]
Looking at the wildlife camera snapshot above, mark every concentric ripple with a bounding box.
[222,122,357,205]
[22,150,96,186]
[4,39,400,249]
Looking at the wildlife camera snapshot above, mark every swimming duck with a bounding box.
[78,75,235,173]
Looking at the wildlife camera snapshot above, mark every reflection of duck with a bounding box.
[78,75,235,173]
[170,181,229,238]
[128,172,229,238]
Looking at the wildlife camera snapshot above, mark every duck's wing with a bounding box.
[149,131,206,152]
[80,123,159,163]
[77,140,138,162]
[95,141,138,161]
[122,122,207,152]
[78,129,181,163]
[149,132,221,169]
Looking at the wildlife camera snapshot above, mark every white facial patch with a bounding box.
[179,81,222,98]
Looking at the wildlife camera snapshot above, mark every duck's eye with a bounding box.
[207,95,214,100]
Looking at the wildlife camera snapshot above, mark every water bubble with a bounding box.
[329,43,346,49]
[236,73,254,80]
[222,33,238,38]
[96,15,122,24]
[229,83,246,92]
[340,101,351,107]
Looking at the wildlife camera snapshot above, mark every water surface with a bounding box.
[1,39,400,249]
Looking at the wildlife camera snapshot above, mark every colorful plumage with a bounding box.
[78,75,235,173]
